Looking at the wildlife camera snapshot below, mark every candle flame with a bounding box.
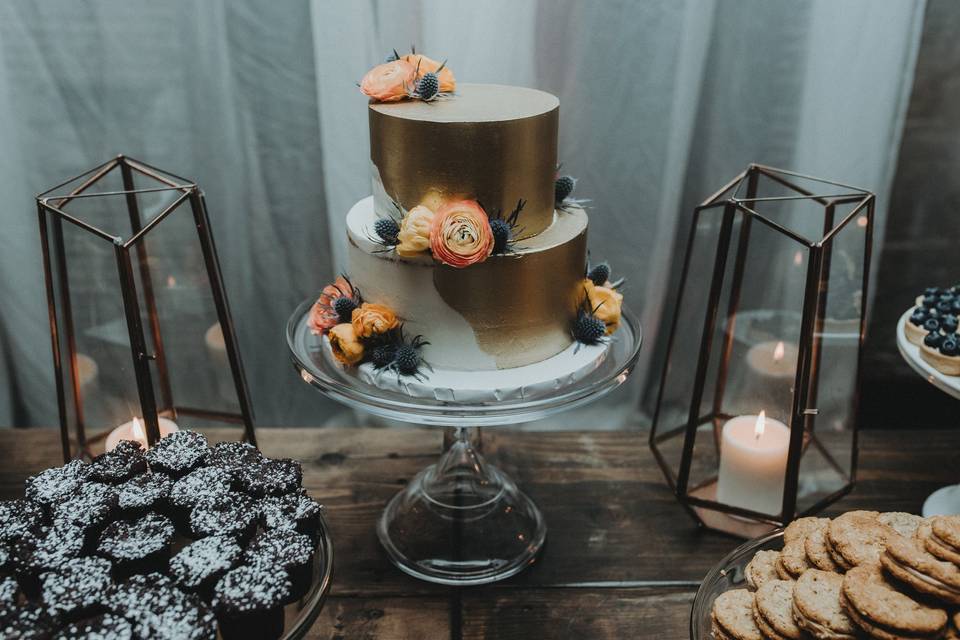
[773,341,785,362]
[793,250,803,266]
[131,417,145,441]
[754,411,766,440]
[166,275,176,288]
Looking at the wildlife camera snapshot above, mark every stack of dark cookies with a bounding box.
[0,430,324,640]
[711,511,960,640]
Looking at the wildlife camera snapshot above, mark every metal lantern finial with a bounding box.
[37,155,256,461]
[649,164,874,538]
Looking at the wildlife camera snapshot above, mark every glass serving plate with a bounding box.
[277,508,334,640]
[689,529,784,640]
[286,298,643,427]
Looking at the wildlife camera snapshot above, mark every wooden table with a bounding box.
[1,427,957,639]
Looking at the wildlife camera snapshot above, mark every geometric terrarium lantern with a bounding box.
[649,164,874,537]
[37,155,256,462]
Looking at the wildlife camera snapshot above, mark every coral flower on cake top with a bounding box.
[429,200,494,268]
[359,59,417,102]
[360,48,455,103]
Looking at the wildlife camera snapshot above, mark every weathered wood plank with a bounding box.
[1,426,957,640]
[307,596,450,640]
[460,588,695,640]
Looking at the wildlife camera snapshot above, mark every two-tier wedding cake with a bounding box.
[309,51,625,399]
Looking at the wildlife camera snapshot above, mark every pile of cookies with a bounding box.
[710,511,960,639]
[904,285,960,376]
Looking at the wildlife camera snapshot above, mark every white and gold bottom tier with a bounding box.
[345,196,590,371]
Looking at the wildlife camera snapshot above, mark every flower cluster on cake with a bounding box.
[308,49,628,396]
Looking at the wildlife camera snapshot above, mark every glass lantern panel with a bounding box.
[44,213,140,437]
[652,203,732,487]
[126,196,242,430]
[684,210,810,520]
[794,201,866,513]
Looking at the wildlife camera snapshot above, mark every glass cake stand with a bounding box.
[286,298,643,585]
[896,310,960,516]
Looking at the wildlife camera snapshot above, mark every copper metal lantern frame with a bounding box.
[37,155,257,462]
[649,164,875,533]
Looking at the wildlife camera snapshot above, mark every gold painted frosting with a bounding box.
[369,84,559,237]
[345,197,588,370]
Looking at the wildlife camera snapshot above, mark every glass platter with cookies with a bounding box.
[691,511,960,640]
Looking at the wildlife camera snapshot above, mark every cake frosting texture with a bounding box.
[347,197,587,369]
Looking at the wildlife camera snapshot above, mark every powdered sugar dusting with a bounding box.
[98,512,175,561]
[40,555,112,618]
[213,564,291,613]
[170,535,241,590]
[169,466,233,510]
[145,431,209,476]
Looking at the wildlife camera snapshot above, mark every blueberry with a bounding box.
[937,300,953,313]
[924,287,942,297]
[941,338,960,357]
[924,318,941,332]
[929,307,942,319]
[925,331,945,348]
[943,315,959,333]
[940,292,956,304]
[910,309,928,326]
[953,299,960,313]
[923,294,938,308]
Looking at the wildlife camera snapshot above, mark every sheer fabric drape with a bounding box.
[0,0,924,427]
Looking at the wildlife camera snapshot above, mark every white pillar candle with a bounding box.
[105,416,179,452]
[716,411,791,515]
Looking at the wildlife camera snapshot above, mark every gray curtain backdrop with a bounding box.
[0,0,924,429]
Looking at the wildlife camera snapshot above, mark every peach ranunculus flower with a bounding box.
[403,53,455,92]
[429,200,494,268]
[396,205,435,257]
[308,276,358,335]
[360,59,417,102]
[351,303,400,338]
[328,323,365,366]
[583,279,623,334]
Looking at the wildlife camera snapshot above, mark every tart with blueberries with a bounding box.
[921,329,960,376]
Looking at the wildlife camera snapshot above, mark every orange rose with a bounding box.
[403,54,455,92]
[584,280,623,334]
[429,200,493,268]
[328,323,364,366]
[351,303,400,338]
[360,60,416,102]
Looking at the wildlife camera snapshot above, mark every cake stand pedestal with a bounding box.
[896,310,960,516]
[286,299,642,585]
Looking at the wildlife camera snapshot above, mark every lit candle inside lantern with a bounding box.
[716,411,791,515]
[105,416,179,452]
[746,340,798,379]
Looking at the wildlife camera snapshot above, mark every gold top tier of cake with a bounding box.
[369,84,560,237]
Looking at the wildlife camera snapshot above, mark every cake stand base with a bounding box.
[923,484,960,517]
[376,427,546,585]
